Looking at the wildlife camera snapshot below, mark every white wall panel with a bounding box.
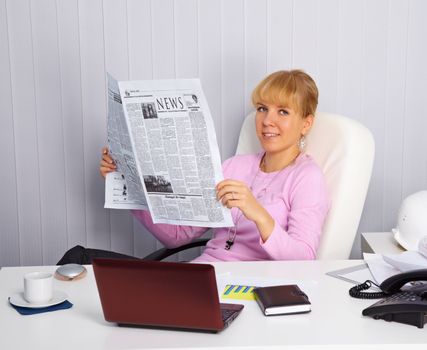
[127,0,153,80]
[293,0,317,76]
[315,0,339,113]
[0,0,20,266]
[6,0,43,266]
[268,0,293,72]
[402,0,427,195]
[151,0,175,79]
[352,0,389,257]
[31,0,68,264]
[198,0,222,148]
[221,0,245,159]
[2,0,427,265]
[56,0,87,251]
[245,0,267,115]
[174,0,198,79]
[336,0,364,118]
[382,0,409,232]
[78,0,110,250]
[104,0,129,79]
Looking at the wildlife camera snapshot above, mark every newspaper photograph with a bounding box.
[105,74,233,228]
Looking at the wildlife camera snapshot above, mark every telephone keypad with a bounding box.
[377,292,420,305]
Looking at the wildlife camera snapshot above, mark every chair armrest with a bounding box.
[142,238,209,261]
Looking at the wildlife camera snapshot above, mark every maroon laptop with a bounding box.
[92,258,243,332]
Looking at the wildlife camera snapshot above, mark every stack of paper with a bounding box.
[364,239,427,284]
[382,251,427,272]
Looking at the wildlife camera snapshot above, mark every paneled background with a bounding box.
[1,0,426,266]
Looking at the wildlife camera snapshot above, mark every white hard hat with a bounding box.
[392,191,427,251]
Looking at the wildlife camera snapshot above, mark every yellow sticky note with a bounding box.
[222,284,256,300]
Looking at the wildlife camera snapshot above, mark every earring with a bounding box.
[298,135,306,151]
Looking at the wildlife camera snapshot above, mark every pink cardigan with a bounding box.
[132,152,329,262]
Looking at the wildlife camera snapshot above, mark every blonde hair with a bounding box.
[251,70,318,118]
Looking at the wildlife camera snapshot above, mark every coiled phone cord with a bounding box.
[349,280,388,299]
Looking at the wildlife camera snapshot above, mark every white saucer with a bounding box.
[9,290,68,308]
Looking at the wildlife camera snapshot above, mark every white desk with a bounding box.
[1,260,426,349]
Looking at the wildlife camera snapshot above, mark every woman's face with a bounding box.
[255,101,313,156]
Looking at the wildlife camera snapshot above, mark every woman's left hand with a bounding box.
[216,179,275,241]
[216,179,265,223]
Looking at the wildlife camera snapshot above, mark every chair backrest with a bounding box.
[235,112,375,259]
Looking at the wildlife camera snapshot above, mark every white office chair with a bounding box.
[236,111,375,259]
[142,111,375,261]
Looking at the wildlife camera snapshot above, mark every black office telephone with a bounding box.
[349,269,427,328]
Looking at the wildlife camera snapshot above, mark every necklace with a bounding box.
[224,151,301,250]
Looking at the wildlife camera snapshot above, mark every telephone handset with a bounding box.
[380,269,427,294]
[349,268,427,328]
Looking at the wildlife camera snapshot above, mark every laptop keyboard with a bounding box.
[221,308,237,322]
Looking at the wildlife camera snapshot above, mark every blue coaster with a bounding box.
[9,298,73,315]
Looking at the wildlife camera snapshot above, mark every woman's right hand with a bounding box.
[100,147,117,178]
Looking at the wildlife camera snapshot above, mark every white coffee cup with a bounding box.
[24,272,53,304]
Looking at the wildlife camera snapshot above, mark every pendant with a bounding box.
[225,239,234,250]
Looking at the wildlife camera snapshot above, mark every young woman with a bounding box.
[98,69,329,262]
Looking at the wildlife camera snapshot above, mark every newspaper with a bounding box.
[104,74,233,228]
[105,75,148,210]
